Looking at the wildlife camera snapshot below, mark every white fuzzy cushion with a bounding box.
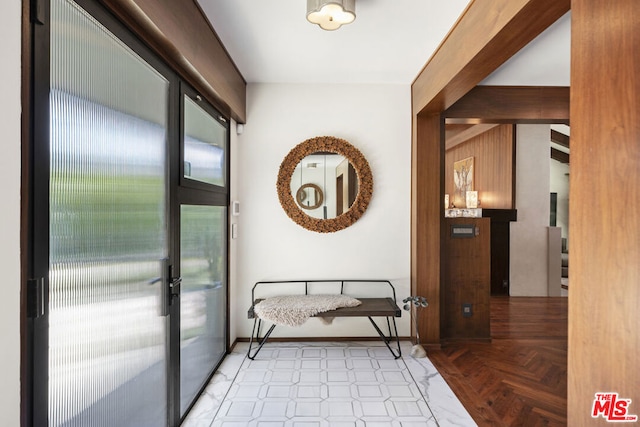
[253,294,362,327]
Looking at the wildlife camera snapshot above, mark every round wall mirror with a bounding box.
[277,136,373,233]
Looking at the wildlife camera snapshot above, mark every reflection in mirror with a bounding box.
[296,183,323,210]
[291,153,359,219]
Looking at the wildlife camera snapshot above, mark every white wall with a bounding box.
[0,0,22,425]
[234,83,412,338]
[229,120,240,343]
[510,125,551,296]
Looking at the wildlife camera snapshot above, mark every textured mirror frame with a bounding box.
[277,136,373,233]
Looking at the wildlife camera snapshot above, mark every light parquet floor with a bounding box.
[427,296,568,427]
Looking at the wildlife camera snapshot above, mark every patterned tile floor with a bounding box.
[182,341,476,427]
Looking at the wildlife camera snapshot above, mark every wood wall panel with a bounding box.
[569,0,640,424]
[100,0,246,122]
[445,124,514,209]
[446,124,500,150]
[411,113,444,346]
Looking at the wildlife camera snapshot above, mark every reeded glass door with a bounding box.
[179,205,227,415]
[178,92,229,418]
[30,0,230,424]
[45,0,171,424]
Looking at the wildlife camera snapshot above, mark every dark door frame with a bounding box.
[22,0,230,425]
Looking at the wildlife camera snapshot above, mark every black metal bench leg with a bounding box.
[367,316,402,359]
[247,318,277,360]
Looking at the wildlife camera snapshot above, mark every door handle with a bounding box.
[160,259,182,316]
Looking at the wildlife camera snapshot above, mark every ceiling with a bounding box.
[197,0,571,86]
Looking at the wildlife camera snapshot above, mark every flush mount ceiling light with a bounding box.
[307,0,356,31]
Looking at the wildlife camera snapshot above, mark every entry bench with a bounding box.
[247,280,402,360]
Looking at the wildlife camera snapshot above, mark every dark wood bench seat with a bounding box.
[248,297,401,319]
[246,280,403,360]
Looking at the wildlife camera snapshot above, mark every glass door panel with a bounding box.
[48,0,169,424]
[179,205,227,416]
[183,96,227,187]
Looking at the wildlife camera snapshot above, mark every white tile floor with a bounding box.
[182,341,476,427]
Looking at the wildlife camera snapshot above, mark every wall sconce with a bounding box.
[307,0,356,31]
[466,191,478,209]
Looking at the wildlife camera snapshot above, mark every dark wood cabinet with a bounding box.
[442,217,491,340]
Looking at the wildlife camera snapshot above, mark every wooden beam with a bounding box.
[551,147,569,164]
[445,86,570,124]
[412,0,571,115]
[569,0,639,424]
[446,124,500,150]
[551,129,570,148]
[411,0,570,346]
[100,0,247,123]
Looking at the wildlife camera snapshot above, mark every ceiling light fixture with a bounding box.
[307,0,356,31]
